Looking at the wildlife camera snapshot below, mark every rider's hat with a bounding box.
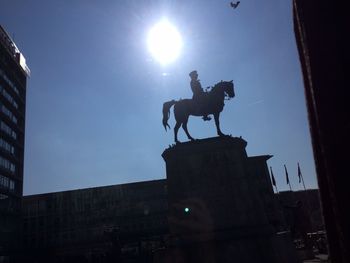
[189,70,198,78]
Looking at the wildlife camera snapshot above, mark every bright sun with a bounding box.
[147,19,183,65]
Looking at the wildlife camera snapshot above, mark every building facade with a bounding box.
[0,25,30,257]
[277,189,324,235]
[19,162,323,263]
[22,179,169,263]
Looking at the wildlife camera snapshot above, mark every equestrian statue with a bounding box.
[162,70,235,143]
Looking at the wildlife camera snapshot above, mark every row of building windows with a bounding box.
[0,193,9,199]
[0,68,20,95]
[23,216,168,236]
[0,193,20,213]
[0,121,17,139]
[1,103,17,124]
[0,137,15,154]
[0,84,18,109]
[0,174,15,191]
[0,156,15,173]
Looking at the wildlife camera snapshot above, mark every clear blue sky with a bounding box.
[1,0,318,195]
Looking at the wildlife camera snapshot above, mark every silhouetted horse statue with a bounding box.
[162,80,235,143]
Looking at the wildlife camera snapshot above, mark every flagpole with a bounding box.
[270,166,279,193]
[275,182,279,194]
[298,162,307,191]
[284,164,292,191]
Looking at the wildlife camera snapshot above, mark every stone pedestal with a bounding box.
[156,136,300,263]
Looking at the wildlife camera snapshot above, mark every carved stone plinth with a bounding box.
[156,136,300,263]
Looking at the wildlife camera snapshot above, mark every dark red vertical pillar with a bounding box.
[293,1,349,262]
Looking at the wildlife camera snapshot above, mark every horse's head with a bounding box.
[224,80,235,98]
[214,80,235,99]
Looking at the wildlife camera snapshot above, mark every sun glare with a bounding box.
[147,19,183,65]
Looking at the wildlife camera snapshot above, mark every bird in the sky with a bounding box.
[230,1,240,9]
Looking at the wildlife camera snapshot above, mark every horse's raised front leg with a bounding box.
[182,117,195,141]
[174,121,181,143]
[214,112,225,137]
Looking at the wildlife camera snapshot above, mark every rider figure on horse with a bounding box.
[189,70,211,121]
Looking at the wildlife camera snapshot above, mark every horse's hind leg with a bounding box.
[182,116,195,141]
[174,121,181,143]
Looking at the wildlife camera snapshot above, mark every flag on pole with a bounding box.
[297,162,302,183]
[270,167,276,186]
[298,162,307,190]
[284,164,289,184]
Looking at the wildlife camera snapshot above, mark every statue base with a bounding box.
[156,136,300,263]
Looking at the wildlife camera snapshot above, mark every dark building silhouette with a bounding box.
[19,178,324,262]
[277,189,324,235]
[0,25,30,257]
[275,189,326,259]
[21,180,169,263]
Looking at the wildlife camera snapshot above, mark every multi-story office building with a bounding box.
[22,179,169,263]
[0,25,30,255]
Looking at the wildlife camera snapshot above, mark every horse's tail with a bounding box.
[162,100,176,131]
